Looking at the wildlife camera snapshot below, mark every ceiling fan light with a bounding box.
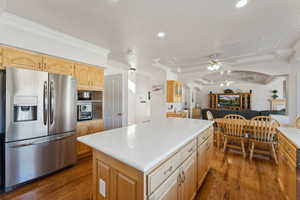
[236,0,248,8]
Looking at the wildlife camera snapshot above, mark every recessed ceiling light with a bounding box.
[236,0,248,8]
[157,32,166,38]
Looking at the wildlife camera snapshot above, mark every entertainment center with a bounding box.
[208,91,252,110]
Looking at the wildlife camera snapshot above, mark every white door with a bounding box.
[135,74,151,124]
[104,74,123,130]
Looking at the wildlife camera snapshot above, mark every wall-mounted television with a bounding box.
[218,94,241,107]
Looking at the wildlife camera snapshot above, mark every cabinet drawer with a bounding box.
[148,168,180,200]
[179,139,197,162]
[147,139,196,195]
[278,133,297,162]
[198,127,212,146]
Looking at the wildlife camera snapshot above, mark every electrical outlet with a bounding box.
[99,179,106,197]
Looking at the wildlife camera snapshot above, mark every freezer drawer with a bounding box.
[5,132,76,189]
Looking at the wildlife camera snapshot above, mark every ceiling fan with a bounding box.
[207,54,225,71]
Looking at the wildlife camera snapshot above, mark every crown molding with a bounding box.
[0,12,111,57]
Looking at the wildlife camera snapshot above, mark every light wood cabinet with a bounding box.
[76,122,91,158]
[2,47,43,71]
[95,160,138,200]
[75,63,90,90]
[180,153,197,200]
[167,80,183,103]
[43,56,74,76]
[89,66,104,90]
[277,132,296,200]
[0,45,104,89]
[75,64,104,91]
[166,112,188,118]
[0,48,3,69]
[95,160,111,200]
[197,138,207,187]
[93,150,143,200]
[197,128,213,189]
[77,120,104,159]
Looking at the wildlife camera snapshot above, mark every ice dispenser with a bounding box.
[13,96,38,122]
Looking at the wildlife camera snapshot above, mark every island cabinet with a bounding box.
[91,125,214,200]
[197,126,214,188]
[277,132,297,200]
[75,63,104,91]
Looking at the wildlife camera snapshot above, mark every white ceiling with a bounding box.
[5,0,300,84]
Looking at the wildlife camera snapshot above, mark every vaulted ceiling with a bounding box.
[4,0,300,85]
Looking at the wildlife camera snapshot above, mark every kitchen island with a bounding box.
[78,118,214,200]
[277,127,300,200]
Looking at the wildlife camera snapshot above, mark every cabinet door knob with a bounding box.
[181,171,185,183]
[177,173,182,186]
[163,166,173,175]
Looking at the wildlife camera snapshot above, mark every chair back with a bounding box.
[223,119,246,138]
[296,117,300,128]
[250,116,280,142]
[207,111,214,121]
[224,114,246,120]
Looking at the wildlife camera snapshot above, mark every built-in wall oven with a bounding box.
[77,91,103,122]
[77,103,93,121]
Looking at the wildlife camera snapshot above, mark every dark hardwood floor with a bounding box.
[0,150,284,200]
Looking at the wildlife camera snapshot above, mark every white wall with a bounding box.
[127,72,136,125]
[198,77,286,111]
[0,12,109,66]
[0,0,5,14]
[288,66,300,121]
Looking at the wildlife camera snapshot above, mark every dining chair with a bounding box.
[207,111,214,121]
[224,114,246,120]
[222,118,247,158]
[249,116,280,164]
[296,117,300,128]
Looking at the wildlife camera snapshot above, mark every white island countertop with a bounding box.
[77,118,213,172]
[278,126,300,149]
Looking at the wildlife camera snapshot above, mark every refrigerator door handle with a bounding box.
[43,81,48,126]
[50,81,55,125]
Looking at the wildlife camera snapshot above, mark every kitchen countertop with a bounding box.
[77,118,213,172]
[278,127,300,149]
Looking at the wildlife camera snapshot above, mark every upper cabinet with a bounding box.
[0,45,105,90]
[43,56,74,76]
[2,47,43,71]
[167,80,183,103]
[89,66,104,90]
[75,63,104,91]
[0,48,3,70]
[75,63,91,90]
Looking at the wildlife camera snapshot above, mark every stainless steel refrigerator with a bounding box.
[2,67,77,191]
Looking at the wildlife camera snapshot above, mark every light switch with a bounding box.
[99,179,106,197]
